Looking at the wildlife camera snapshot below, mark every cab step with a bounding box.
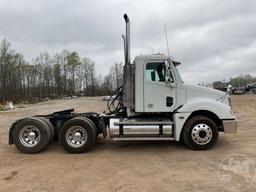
[112,137,174,141]
[114,121,174,126]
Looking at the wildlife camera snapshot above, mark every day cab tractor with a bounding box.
[8,14,237,153]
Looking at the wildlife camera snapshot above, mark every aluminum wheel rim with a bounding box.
[191,123,212,145]
[19,125,41,147]
[65,126,88,148]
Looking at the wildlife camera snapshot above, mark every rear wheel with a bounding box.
[12,117,50,153]
[182,116,218,150]
[59,117,96,153]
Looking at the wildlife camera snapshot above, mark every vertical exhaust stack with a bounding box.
[122,34,126,63]
[122,14,135,115]
[124,14,130,65]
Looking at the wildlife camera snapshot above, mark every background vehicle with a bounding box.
[9,14,237,153]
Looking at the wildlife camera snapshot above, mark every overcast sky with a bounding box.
[0,0,255,84]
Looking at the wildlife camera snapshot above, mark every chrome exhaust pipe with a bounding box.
[124,14,130,65]
[122,34,126,63]
[122,14,134,109]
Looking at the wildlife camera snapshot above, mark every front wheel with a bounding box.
[182,116,218,150]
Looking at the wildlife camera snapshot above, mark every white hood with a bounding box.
[183,84,225,101]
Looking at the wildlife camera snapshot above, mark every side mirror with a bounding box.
[227,85,232,94]
[165,60,173,84]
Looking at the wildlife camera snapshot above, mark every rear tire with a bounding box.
[37,117,55,144]
[59,117,96,153]
[80,117,97,140]
[182,115,218,150]
[12,117,50,154]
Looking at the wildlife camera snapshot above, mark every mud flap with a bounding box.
[8,119,23,145]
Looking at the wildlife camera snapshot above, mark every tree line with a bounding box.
[0,39,123,103]
[213,74,256,89]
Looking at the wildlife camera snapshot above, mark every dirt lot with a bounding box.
[0,95,256,192]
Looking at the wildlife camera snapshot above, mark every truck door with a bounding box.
[143,60,177,112]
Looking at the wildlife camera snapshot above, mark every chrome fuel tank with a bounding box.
[109,118,172,138]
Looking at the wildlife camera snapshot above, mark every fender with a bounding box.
[173,97,235,141]
[177,97,235,120]
[9,119,22,145]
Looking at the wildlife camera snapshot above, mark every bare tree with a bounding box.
[0,38,126,102]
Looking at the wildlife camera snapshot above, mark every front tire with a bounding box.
[59,117,96,153]
[182,116,218,150]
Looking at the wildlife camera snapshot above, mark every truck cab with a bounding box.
[134,54,185,113]
[134,54,234,118]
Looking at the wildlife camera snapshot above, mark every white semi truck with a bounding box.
[9,14,237,153]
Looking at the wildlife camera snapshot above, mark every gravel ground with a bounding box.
[0,95,256,192]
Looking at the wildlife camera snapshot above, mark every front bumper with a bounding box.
[223,119,238,133]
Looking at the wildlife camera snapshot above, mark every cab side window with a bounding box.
[145,62,166,82]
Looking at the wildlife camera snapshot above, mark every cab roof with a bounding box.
[134,54,181,66]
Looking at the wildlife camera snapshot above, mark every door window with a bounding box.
[145,62,173,82]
